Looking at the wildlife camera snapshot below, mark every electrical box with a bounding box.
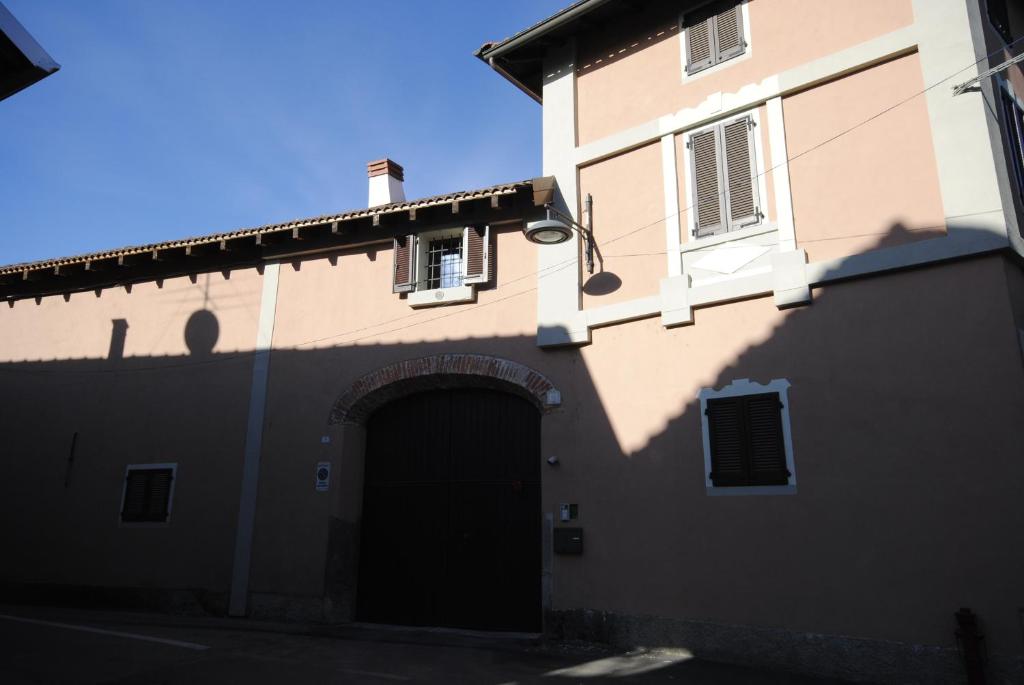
[554,527,583,555]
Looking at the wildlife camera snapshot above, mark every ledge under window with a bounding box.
[407,285,475,308]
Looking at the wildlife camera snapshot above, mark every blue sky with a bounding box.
[1,1,563,265]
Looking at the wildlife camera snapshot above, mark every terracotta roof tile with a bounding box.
[1,181,530,276]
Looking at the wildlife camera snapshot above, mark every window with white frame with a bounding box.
[686,113,763,239]
[682,0,746,75]
[1000,86,1024,200]
[698,379,796,494]
[392,225,491,306]
[120,464,176,523]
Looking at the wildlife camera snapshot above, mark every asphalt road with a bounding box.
[0,606,847,684]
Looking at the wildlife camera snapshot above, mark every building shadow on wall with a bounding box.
[0,220,1017,682]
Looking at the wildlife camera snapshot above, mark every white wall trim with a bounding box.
[538,39,589,347]
[571,222,1006,338]
[765,96,797,251]
[697,378,797,496]
[661,134,683,277]
[229,261,281,617]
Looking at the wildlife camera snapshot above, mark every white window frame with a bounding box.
[681,106,770,241]
[679,0,752,83]
[697,378,797,496]
[407,226,475,307]
[119,462,178,526]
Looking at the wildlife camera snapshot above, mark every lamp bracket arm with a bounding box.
[543,203,590,236]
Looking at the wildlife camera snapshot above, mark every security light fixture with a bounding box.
[523,194,596,274]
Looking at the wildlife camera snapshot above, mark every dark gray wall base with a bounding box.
[0,582,227,617]
[545,608,1024,684]
[247,593,329,623]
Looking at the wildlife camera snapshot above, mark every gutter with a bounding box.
[476,0,614,62]
[475,0,616,102]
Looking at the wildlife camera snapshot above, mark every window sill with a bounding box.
[706,484,796,496]
[407,285,475,308]
[682,51,751,83]
[681,223,777,253]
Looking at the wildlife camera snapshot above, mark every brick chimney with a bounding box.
[367,158,406,207]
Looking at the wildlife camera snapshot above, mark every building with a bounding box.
[0,1,59,101]
[2,1,1024,682]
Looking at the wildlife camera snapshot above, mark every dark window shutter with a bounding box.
[706,392,790,487]
[706,398,747,486]
[722,116,760,228]
[121,468,174,523]
[744,393,790,485]
[714,4,745,61]
[690,128,727,237]
[685,12,714,74]
[392,234,416,293]
[463,225,490,284]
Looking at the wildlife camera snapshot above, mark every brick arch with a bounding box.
[330,354,559,425]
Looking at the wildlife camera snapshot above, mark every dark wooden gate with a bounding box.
[356,388,541,632]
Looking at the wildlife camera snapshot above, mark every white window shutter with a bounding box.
[722,116,760,229]
[690,128,727,237]
[685,14,714,74]
[713,4,745,62]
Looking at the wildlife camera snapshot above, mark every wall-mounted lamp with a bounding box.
[523,194,596,274]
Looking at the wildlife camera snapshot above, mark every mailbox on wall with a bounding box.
[554,527,583,555]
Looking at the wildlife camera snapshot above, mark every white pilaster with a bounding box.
[229,262,280,616]
[538,39,589,347]
[766,96,797,252]
[661,134,683,277]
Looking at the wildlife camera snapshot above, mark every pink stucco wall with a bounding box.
[576,0,915,145]
[785,53,947,261]
[578,141,666,308]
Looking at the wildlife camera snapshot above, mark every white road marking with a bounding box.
[0,614,210,651]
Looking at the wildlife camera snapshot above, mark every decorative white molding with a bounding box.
[660,275,692,328]
[692,244,771,275]
[771,249,811,308]
[697,378,797,496]
[765,96,797,251]
[661,134,683,277]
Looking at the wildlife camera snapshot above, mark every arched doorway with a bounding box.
[355,387,541,632]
